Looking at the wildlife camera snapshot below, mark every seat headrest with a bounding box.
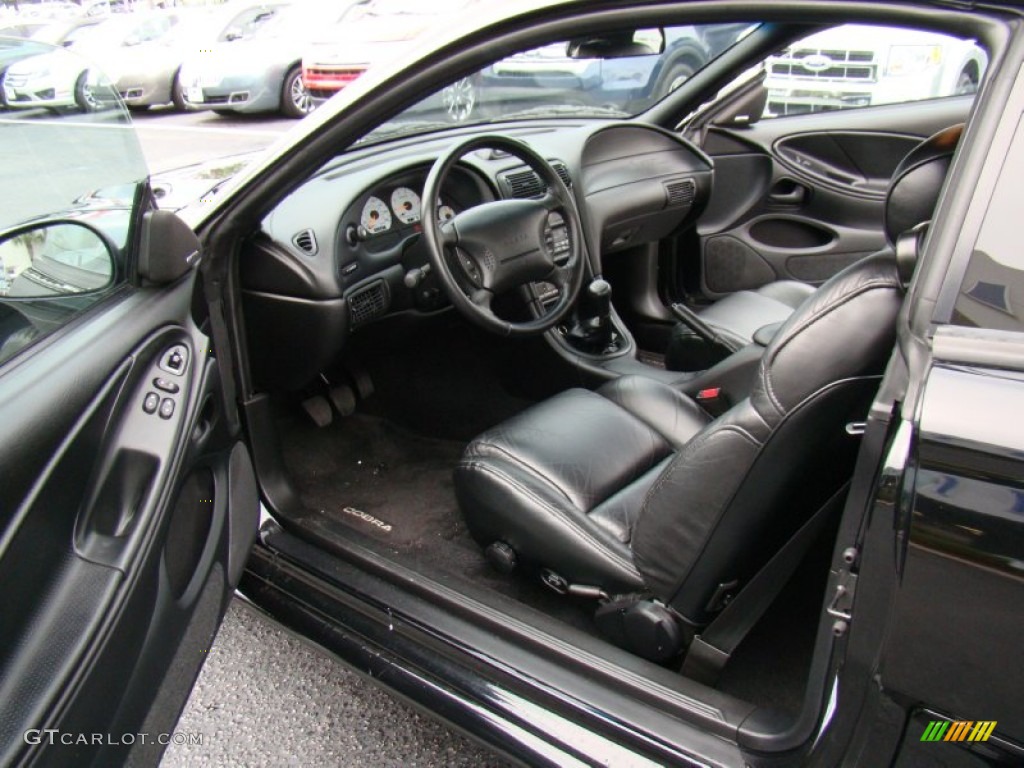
[884,123,963,245]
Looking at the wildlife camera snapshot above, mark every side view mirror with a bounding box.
[0,220,116,299]
[710,83,767,127]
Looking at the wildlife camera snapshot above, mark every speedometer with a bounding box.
[360,196,392,234]
[390,187,421,225]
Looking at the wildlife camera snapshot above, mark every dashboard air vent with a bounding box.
[348,280,389,326]
[505,168,544,199]
[503,161,572,199]
[292,229,318,256]
[664,178,696,207]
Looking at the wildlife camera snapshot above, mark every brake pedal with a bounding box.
[301,395,333,427]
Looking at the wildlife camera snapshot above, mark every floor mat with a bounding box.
[278,407,600,632]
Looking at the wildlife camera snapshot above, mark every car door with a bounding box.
[0,39,258,766]
[679,22,983,301]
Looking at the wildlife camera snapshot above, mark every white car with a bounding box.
[3,12,180,111]
[764,24,987,116]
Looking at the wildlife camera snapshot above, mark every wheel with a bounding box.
[171,69,187,111]
[74,70,105,112]
[441,76,477,122]
[954,67,978,96]
[656,60,696,98]
[280,66,314,119]
[421,135,586,337]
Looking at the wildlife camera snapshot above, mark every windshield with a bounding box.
[256,2,354,39]
[162,5,283,45]
[68,14,171,49]
[359,22,756,145]
[365,0,476,17]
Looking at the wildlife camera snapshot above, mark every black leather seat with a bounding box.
[683,279,814,350]
[454,125,961,648]
[666,123,963,366]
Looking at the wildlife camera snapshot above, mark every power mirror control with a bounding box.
[159,345,189,377]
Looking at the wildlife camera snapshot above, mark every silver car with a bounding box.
[179,1,359,119]
[3,12,180,112]
[104,2,288,111]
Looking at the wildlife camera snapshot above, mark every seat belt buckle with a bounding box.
[695,386,729,417]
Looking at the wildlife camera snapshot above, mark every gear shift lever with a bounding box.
[567,278,619,354]
[587,278,612,336]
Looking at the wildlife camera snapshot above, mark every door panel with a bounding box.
[0,278,257,766]
[694,95,973,298]
[0,36,256,766]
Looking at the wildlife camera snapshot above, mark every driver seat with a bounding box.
[453,125,960,657]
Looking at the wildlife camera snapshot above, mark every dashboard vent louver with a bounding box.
[553,162,572,189]
[503,161,572,199]
[505,169,544,199]
[348,280,389,326]
[665,178,696,207]
[292,229,318,256]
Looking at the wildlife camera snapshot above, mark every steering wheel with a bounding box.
[422,135,586,337]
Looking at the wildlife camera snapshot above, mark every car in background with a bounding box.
[0,15,102,108]
[179,0,360,119]
[301,0,478,110]
[102,2,287,111]
[471,23,753,119]
[764,24,987,116]
[3,11,181,111]
[28,14,105,47]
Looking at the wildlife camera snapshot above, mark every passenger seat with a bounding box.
[665,123,963,371]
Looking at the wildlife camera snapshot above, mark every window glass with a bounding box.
[763,24,986,118]
[357,23,757,146]
[0,38,147,362]
[952,115,1024,332]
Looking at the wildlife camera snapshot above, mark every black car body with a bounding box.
[1,1,1023,766]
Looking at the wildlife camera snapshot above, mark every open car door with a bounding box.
[0,39,258,766]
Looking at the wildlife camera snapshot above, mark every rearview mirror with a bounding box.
[0,220,116,299]
[567,29,665,59]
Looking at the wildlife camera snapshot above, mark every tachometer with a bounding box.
[437,203,456,223]
[390,187,421,224]
[360,196,392,234]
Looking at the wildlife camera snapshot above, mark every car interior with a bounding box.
[221,5,989,747]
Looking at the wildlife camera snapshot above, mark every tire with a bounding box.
[171,69,187,111]
[74,70,104,112]
[954,67,978,96]
[441,76,476,122]
[280,66,314,119]
[656,60,696,99]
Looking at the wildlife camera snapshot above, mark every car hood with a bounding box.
[789,24,960,51]
[311,14,435,47]
[183,38,296,72]
[304,38,410,68]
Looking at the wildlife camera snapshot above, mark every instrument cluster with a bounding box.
[358,185,456,239]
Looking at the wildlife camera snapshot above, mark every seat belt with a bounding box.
[680,484,850,686]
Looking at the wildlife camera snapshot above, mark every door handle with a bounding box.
[768,182,808,206]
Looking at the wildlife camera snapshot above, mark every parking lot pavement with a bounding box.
[162,600,509,768]
[132,107,296,173]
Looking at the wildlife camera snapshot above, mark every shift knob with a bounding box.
[587,278,611,318]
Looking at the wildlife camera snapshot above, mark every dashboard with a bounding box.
[241,121,713,390]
